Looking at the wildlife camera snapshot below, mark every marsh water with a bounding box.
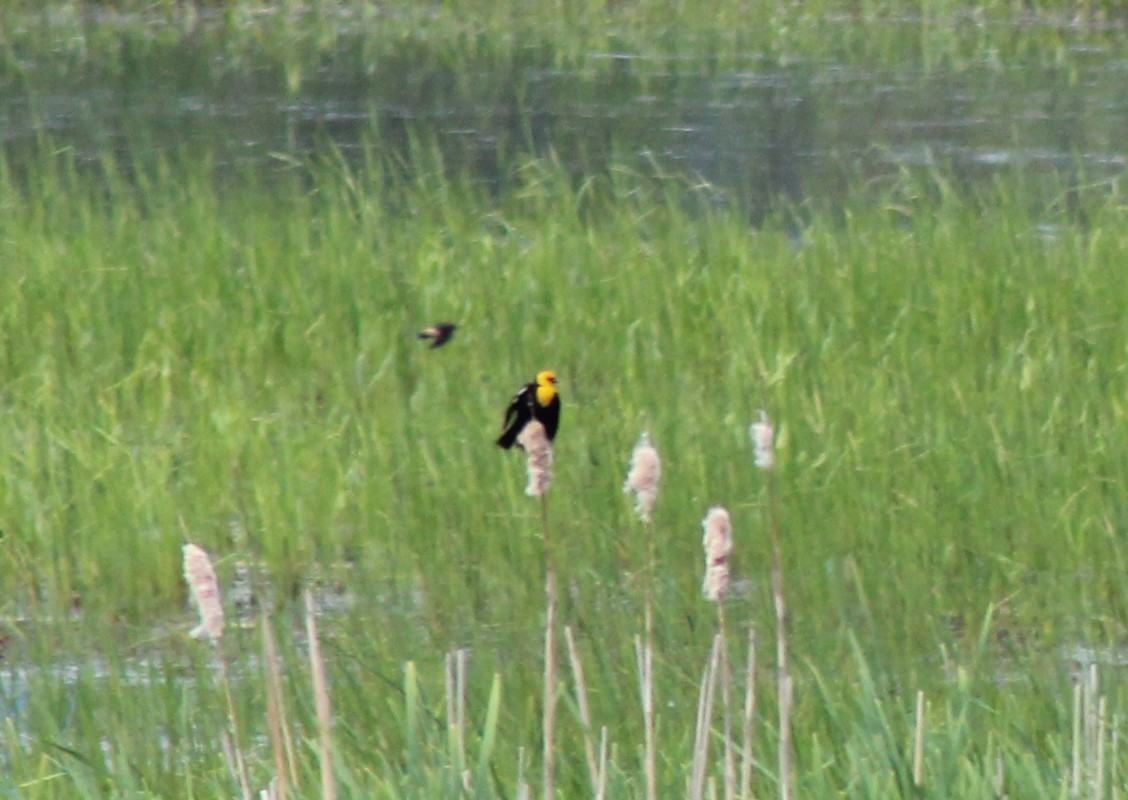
[3,11,1126,219]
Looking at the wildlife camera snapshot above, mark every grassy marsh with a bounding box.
[3,2,1128,797]
[1,144,1127,796]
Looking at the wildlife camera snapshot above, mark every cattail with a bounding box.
[701,507,733,602]
[625,432,661,800]
[623,431,661,523]
[183,543,225,641]
[517,420,554,497]
[750,411,775,470]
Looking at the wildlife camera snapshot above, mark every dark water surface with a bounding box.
[3,10,1126,218]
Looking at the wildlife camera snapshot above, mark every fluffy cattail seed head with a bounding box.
[701,506,733,602]
[623,431,661,523]
[751,410,775,470]
[517,420,554,497]
[183,543,225,641]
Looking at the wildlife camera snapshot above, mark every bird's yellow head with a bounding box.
[535,370,558,406]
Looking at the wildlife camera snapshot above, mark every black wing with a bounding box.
[496,383,535,449]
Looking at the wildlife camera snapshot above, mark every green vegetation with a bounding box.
[0,141,1126,796]
[0,0,1125,87]
[2,1,1128,797]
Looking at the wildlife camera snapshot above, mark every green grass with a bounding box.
[0,0,1124,90]
[1,5,1128,789]
[0,141,1127,796]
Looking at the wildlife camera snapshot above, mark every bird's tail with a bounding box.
[496,428,521,449]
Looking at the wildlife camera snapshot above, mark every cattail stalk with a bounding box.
[689,634,722,800]
[912,690,925,788]
[1096,695,1108,800]
[1072,679,1083,796]
[994,753,1006,799]
[778,671,794,800]
[446,648,470,788]
[596,727,609,800]
[1112,713,1120,800]
[457,648,469,784]
[719,606,736,800]
[518,421,557,800]
[182,544,251,800]
[635,633,657,800]
[262,613,297,800]
[1086,666,1096,788]
[752,412,793,800]
[219,660,251,800]
[624,431,661,800]
[566,626,600,793]
[445,653,458,770]
[740,629,757,800]
[701,507,736,800]
[542,564,557,800]
[642,514,657,772]
[516,747,531,800]
[305,589,337,800]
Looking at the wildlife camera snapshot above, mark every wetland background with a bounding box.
[3,1,1128,797]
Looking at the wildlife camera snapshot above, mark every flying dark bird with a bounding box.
[417,322,457,349]
[496,370,561,449]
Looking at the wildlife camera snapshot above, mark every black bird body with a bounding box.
[496,370,560,449]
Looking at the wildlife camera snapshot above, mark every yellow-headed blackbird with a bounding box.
[496,369,561,449]
[417,322,457,348]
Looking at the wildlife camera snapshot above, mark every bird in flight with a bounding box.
[417,322,457,349]
[496,370,561,449]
